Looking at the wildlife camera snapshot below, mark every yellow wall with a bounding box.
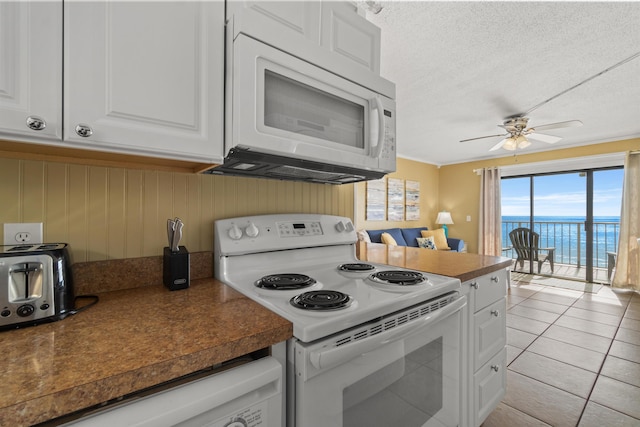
[355,157,440,230]
[2,138,637,262]
[0,157,354,262]
[439,138,640,253]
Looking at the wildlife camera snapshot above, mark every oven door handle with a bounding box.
[309,295,466,371]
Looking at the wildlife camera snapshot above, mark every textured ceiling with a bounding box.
[366,1,640,166]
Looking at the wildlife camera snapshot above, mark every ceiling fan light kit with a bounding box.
[463,116,583,152]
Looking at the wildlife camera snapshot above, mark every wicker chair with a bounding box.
[508,228,555,274]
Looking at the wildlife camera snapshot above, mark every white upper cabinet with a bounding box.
[64,2,224,163]
[0,2,62,141]
[320,2,380,74]
[228,1,383,81]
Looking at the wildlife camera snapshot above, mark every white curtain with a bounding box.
[612,151,640,291]
[478,167,502,256]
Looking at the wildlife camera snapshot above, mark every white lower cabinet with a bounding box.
[462,269,508,427]
[474,348,507,426]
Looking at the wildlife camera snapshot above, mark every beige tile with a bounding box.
[572,298,627,316]
[507,294,527,308]
[542,325,612,354]
[502,371,585,427]
[507,327,538,349]
[616,328,640,346]
[578,401,640,427]
[590,376,640,419]
[609,340,640,364]
[527,336,606,372]
[529,292,580,306]
[601,355,640,388]
[538,286,585,298]
[518,298,569,314]
[554,315,618,338]
[594,287,633,302]
[509,287,541,298]
[506,314,551,335]
[620,316,640,330]
[507,345,524,366]
[625,307,640,321]
[564,306,622,326]
[481,402,552,427]
[509,351,597,398]
[508,305,562,323]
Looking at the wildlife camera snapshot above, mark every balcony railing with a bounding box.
[502,220,620,269]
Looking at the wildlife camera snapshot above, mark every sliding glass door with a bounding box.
[501,167,623,283]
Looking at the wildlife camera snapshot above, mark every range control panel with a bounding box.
[277,221,323,237]
[214,214,357,256]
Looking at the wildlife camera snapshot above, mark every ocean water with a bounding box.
[502,216,621,268]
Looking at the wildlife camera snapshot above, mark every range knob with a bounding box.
[245,222,259,238]
[17,304,35,317]
[228,224,243,240]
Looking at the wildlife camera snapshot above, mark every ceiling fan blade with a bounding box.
[489,138,509,151]
[529,120,583,132]
[460,133,508,143]
[527,133,562,144]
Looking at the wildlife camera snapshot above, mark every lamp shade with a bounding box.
[436,211,453,225]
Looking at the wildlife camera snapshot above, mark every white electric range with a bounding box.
[214,214,465,427]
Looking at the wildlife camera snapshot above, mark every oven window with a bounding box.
[343,338,444,426]
[264,70,365,149]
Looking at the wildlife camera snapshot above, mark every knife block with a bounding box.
[163,246,190,291]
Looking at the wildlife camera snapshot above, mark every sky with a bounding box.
[501,168,624,217]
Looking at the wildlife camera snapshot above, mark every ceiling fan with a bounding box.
[460,116,583,151]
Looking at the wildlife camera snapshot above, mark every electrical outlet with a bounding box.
[3,223,43,245]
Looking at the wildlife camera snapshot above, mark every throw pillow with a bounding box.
[356,230,371,243]
[380,232,397,246]
[421,228,450,250]
[416,236,437,250]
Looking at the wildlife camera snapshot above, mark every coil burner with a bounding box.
[337,263,376,273]
[256,273,317,290]
[290,290,353,311]
[368,270,427,287]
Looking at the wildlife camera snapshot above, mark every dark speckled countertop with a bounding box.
[0,254,292,427]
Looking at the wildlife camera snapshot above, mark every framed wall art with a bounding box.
[387,178,404,221]
[366,177,387,220]
[405,180,420,220]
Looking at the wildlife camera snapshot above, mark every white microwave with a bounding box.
[206,34,396,184]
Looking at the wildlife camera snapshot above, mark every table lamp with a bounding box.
[436,211,454,238]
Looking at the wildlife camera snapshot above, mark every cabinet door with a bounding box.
[320,2,380,74]
[64,2,224,163]
[228,1,321,45]
[0,2,62,141]
[474,298,507,370]
[473,270,507,312]
[474,348,506,427]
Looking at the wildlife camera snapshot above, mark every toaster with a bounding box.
[0,243,75,330]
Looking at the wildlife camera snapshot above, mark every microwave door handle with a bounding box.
[309,295,466,371]
[371,96,386,159]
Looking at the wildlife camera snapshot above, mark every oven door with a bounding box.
[231,34,395,173]
[294,294,465,427]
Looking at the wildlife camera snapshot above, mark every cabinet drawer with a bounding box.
[474,348,506,427]
[471,270,507,311]
[474,298,507,369]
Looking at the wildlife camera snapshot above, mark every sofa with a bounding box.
[360,227,465,252]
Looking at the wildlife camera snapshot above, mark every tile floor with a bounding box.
[482,279,640,427]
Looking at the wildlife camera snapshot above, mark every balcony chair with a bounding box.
[509,227,555,274]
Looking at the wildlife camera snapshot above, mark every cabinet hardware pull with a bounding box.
[491,365,500,372]
[75,124,93,138]
[26,116,46,131]
[491,276,499,283]
[491,310,500,317]
[470,282,479,289]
